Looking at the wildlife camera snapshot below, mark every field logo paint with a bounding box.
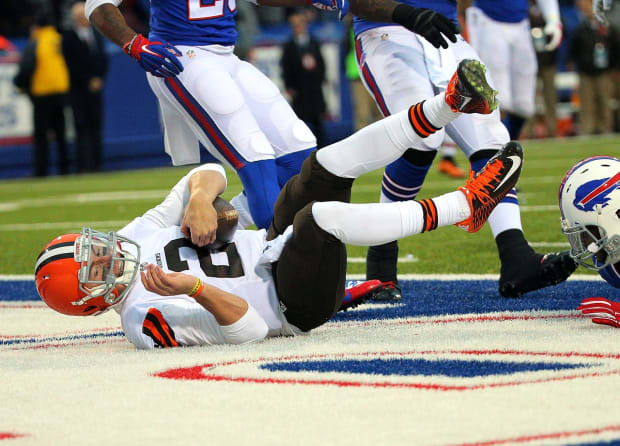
[153,350,620,391]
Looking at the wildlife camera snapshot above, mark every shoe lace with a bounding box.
[466,158,505,201]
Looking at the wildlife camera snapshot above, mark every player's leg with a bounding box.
[355,27,444,294]
[467,7,523,139]
[147,49,280,230]
[274,203,348,331]
[504,19,537,140]
[269,59,498,240]
[233,59,316,188]
[437,134,466,178]
[276,139,523,331]
[447,43,576,297]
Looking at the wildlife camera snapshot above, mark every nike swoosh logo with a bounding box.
[459,96,472,110]
[141,44,159,56]
[494,155,522,192]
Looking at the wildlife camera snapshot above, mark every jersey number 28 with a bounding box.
[164,238,245,279]
[188,0,236,20]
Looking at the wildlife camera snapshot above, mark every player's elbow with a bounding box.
[220,305,269,344]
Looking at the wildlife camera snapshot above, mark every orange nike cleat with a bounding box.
[456,142,523,233]
[438,158,466,178]
[445,59,498,114]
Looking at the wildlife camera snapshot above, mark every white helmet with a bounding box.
[559,156,620,270]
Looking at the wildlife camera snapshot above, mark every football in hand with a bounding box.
[212,196,239,248]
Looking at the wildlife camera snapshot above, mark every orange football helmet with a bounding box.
[34,228,140,316]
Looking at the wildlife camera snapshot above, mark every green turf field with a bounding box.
[1,135,617,275]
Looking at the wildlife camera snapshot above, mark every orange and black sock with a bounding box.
[408,101,440,138]
[418,198,439,232]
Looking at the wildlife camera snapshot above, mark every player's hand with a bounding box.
[392,5,459,49]
[141,264,197,296]
[577,297,620,328]
[543,20,562,51]
[593,0,612,25]
[181,192,218,247]
[123,33,183,78]
[309,0,349,20]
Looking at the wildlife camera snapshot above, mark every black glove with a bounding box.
[392,5,459,49]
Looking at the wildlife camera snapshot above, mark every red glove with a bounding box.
[123,34,183,78]
[577,297,620,328]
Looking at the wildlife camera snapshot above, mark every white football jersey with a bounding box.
[110,163,296,349]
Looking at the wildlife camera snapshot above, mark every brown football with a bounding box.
[212,196,239,248]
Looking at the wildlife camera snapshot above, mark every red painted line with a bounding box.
[0,304,47,309]
[156,367,620,391]
[153,350,620,390]
[449,423,620,446]
[0,432,27,440]
[332,313,586,329]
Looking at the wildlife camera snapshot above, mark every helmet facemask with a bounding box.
[74,228,141,308]
[561,218,620,270]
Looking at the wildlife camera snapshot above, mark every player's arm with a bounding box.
[535,0,562,50]
[181,168,227,247]
[141,264,269,344]
[85,0,183,77]
[257,0,459,49]
[140,164,226,231]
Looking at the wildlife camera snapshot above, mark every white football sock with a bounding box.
[488,202,523,238]
[422,94,461,128]
[316,110,417,178]
[311,191,470,246]
[316,93,460,179]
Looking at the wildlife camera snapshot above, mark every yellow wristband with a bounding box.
[187,278,202,297]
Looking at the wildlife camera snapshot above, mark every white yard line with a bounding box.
[0,190,169,212]
[0,220,129,231]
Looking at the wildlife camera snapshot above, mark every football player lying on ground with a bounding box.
[559,156,620,327]
[35,60,523,349]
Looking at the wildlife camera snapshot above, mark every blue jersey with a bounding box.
[600,263,620,289]
[474,0,529,23]
[353,0,457,36]
[149,0,238,46]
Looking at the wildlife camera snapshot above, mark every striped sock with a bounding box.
[408,102,440,138]
[418,198,439,232]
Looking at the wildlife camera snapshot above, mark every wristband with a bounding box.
[123,34,139,56]
[187,278,204,298]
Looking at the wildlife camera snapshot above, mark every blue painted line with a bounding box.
[1,331,125,346]
[261,358,592,377]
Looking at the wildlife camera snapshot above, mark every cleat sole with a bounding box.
[458,60,498,112]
